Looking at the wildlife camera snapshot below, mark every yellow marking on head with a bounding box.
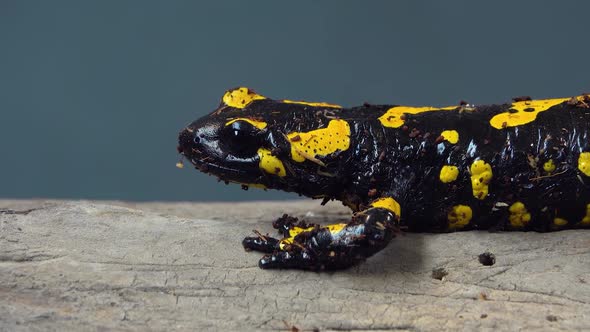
[287,119,350,163]
[440,130,459,144]
[279,223,347,250]
[580,204,590,226]
[447,205,472,229]
[470,160,493,200]
[370,197,401,217]
[543,159,556,173]
[225,118,268,129]
[508,202,531,227]
[439,165,459,183]
[553,217,568,226]
[257,148,286,177]
[222,87,266,109]
[578,152,590,176]
[378,105,457,128]
[283,99,341,108]
[488,97,585,129]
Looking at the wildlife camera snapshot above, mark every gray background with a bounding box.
[1,0,588,201]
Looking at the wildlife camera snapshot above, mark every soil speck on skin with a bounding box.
[478,251,496,266]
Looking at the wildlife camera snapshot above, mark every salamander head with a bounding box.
[177,87,349,197]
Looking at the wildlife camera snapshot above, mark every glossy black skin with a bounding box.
[396,100,590,232]
[179,97,590,230]
[178,94,590,269]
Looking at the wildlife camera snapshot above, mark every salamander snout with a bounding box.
[177,127,201,159]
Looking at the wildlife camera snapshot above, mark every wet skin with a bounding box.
[178,87,590,270]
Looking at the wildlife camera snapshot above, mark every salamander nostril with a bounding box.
[178,128,198,153]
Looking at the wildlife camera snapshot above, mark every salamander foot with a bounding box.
[242,203,400,271]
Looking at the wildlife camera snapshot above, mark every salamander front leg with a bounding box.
[242,214,302,253]
[242,198,401,271]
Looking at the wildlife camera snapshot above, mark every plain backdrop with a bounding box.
[1,0,589,201]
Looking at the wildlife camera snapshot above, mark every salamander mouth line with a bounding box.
[187,153,257,179]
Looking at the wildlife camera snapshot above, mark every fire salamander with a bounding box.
[177,87,590,271]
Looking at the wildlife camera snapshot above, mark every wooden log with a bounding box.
[1,200,589,331]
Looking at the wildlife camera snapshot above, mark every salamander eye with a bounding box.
[221,120,262,157]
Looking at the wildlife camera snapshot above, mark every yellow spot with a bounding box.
[283,99,341,108]
[378,105,457,128]
[508,202,531,227]
[578,152,590,176]
[279,225,313,249]
[447,205,472,229]
[553,217,568,226]
[257,148,286,177]
[370,197,401,217]
[489,97,580,129]
[222,87,266,109]
[279,223,347,250]
[439,165,459,183]
[287,119,350,163]
[246,183,266,189]
[470,160,493,200]
[225,118,268,129]
[543,159,556,173]
[580,204,590,226]
[228,180,266,189]
[440,130,459,144]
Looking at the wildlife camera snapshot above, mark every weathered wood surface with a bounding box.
[1,200,589,331]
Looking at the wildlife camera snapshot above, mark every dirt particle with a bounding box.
[512,96,532,102]
[546,315,558,322]
[478,251,496,266]
[431,267,448,280]
[409,128,421,138]
[283,320,300,332]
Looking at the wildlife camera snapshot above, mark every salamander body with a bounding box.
[178,87,590,270]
